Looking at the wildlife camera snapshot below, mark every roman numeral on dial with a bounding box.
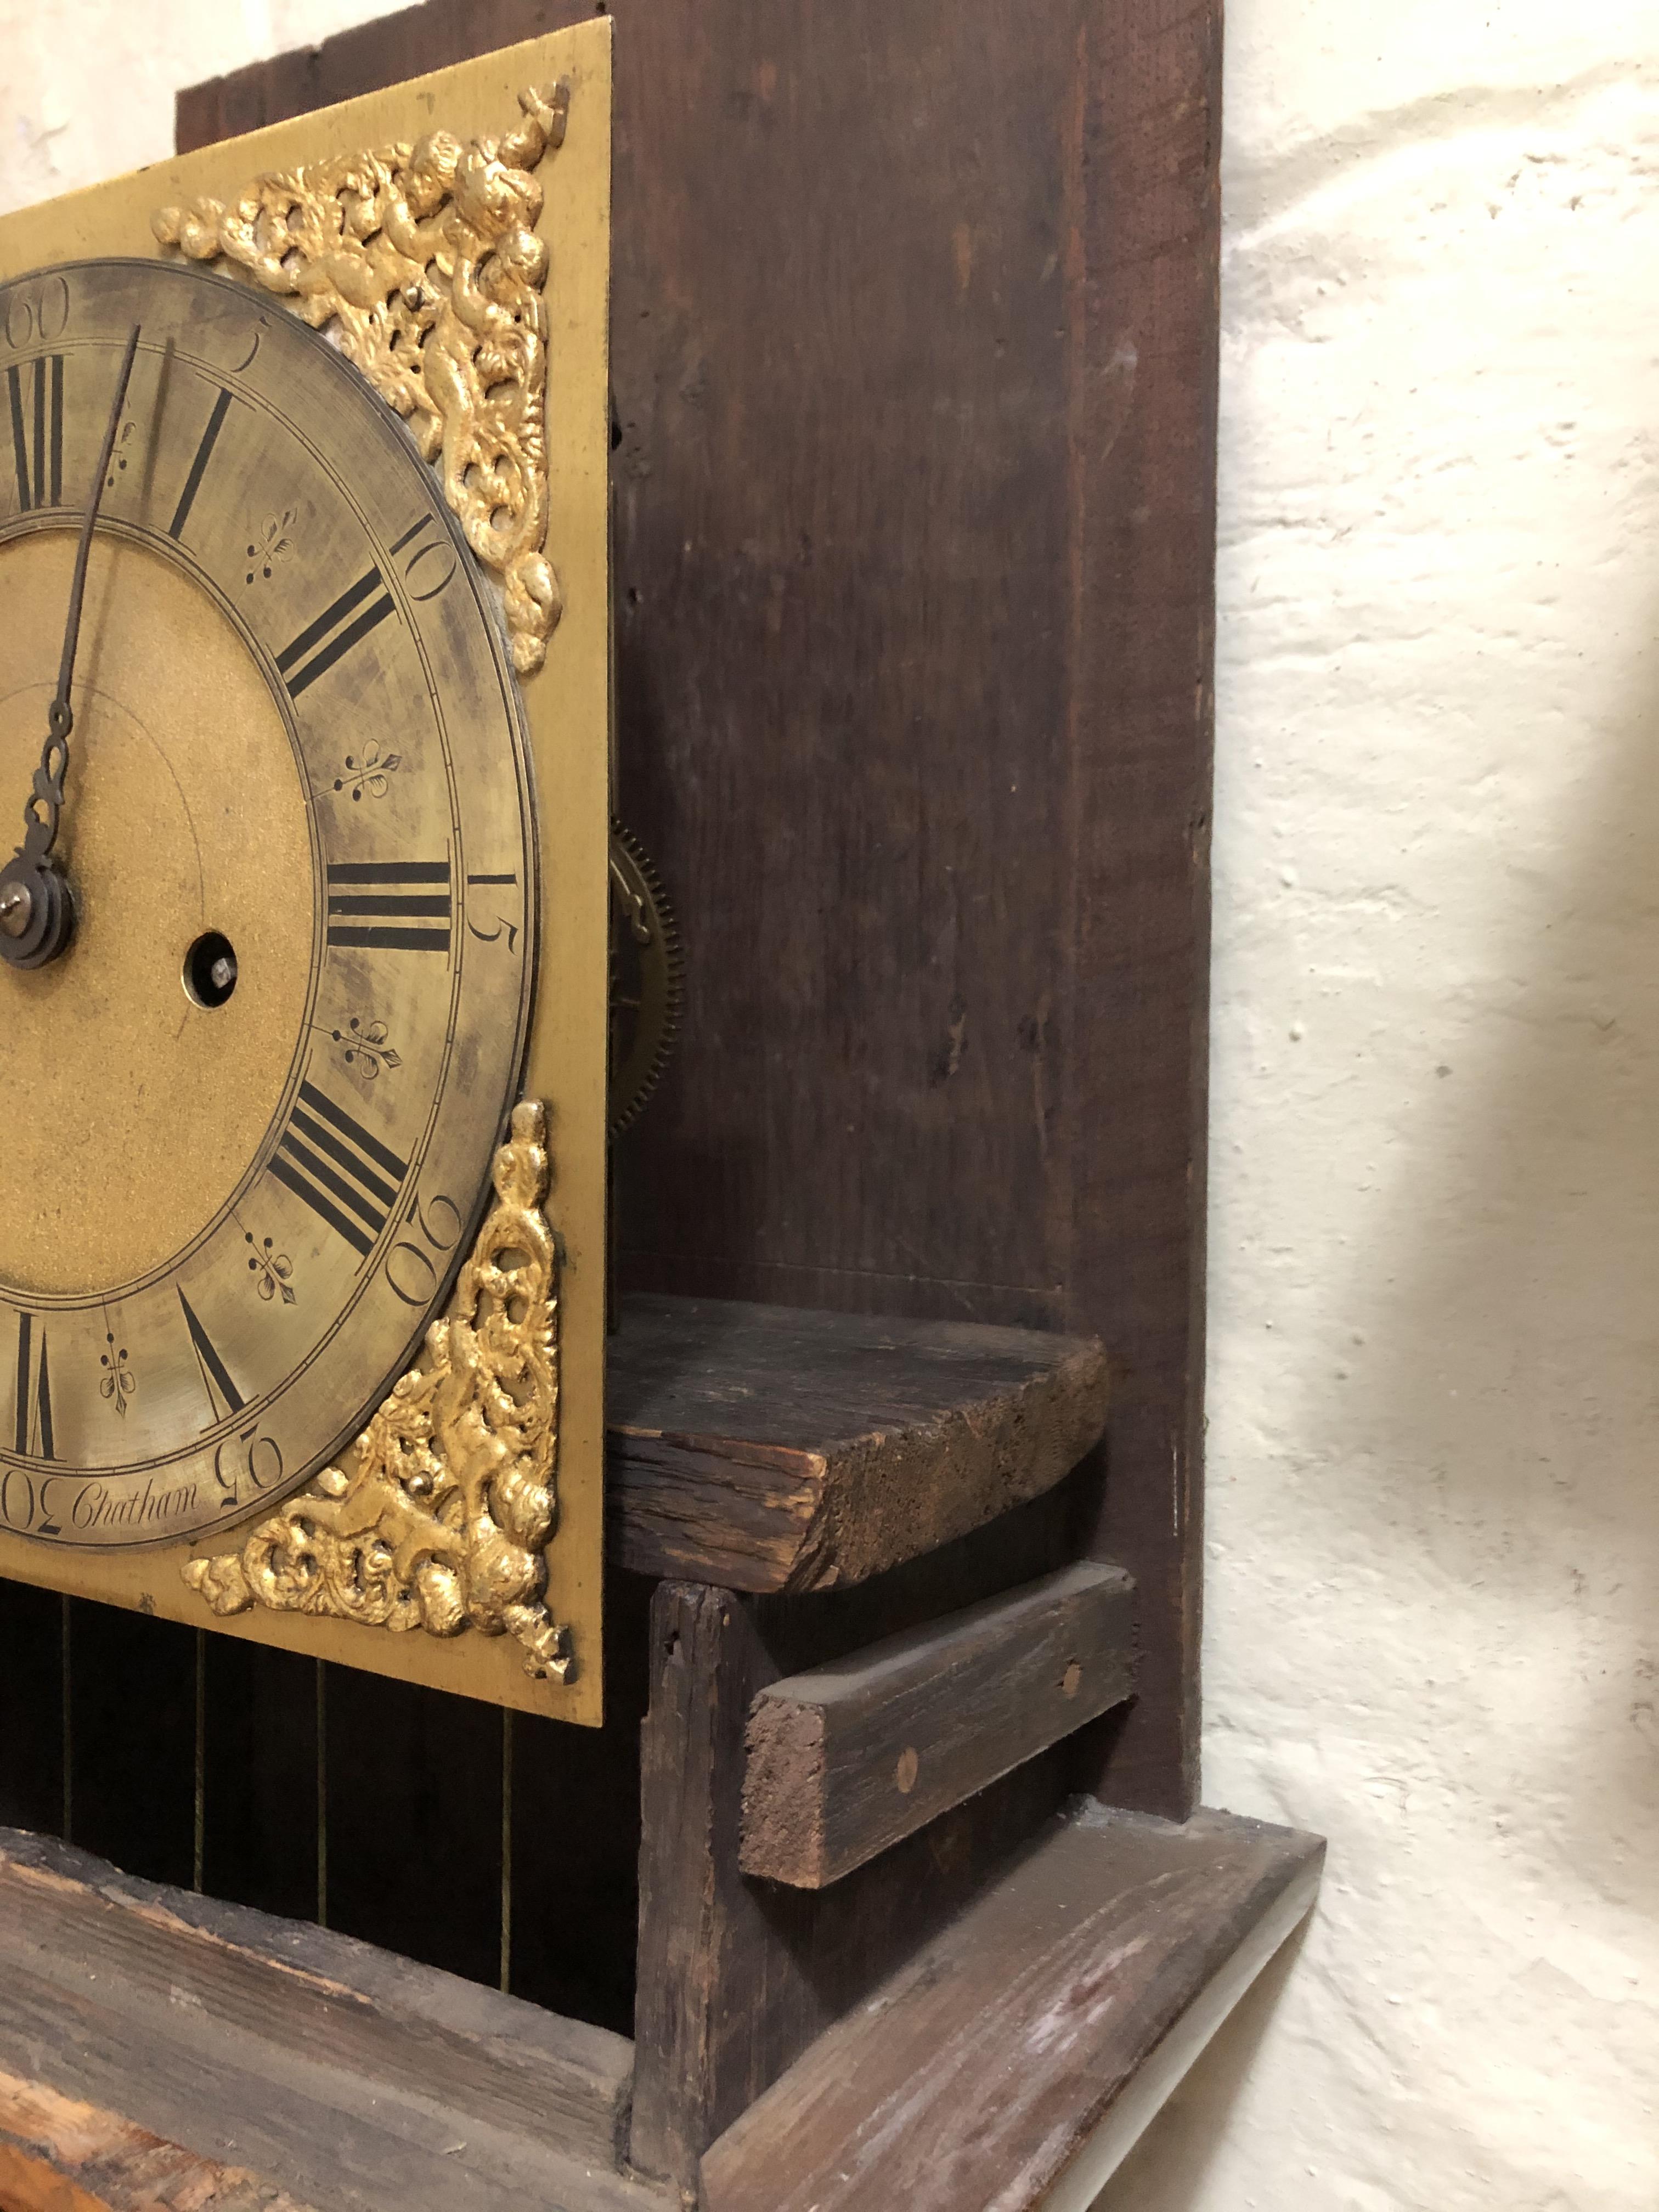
[12,1311,54,1460]
[168,386,233,540]
[177,1288,245,1425]
[268,1081,409,1258]
[276,566,396,699]
[327,860,453,954]
[7,355,63,511]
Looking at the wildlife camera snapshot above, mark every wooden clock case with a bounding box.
[0,6,1326,2211]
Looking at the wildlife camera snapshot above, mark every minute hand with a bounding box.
[31,321,144,857]
[0,323,141,972]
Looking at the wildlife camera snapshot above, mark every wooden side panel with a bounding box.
[741,1561,1135,1888]
[176,0,1221,1819]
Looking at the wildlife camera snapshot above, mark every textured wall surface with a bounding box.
[0,0,403,219]
[3,2,1656,2206]
[1098,3,1659,2205]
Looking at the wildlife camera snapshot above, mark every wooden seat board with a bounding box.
[606,1296,1110,1592]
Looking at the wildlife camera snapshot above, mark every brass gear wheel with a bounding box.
[608,820,684,1137]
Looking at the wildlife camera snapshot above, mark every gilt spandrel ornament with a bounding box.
[152,81,568,676]
[185,1102,573,1683]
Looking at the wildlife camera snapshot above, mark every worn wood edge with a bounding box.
[809,1335,1111,1590]
[607,1434,831,1589]
[1036,1839,1321,2212]
[0,1826,639,2180]
[0,1826,634,2102]
[739,1563,1136,1887]
[607,1323,1110,1596]
[0,2063,317,2212]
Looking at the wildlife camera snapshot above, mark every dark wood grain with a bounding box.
[176,0,1221,1822]
[201,1640,320,1926]
[630,1583,739,2192]
[741,1561,1135,1888]
[630,1581,1075,2195]
[607,1296,1110,1593]
[64,1601,195,1891]
[0,1826,664,2212]
[0,1577,61,1836]
[702,1807,1324,2212]
[322,1666,504,1989]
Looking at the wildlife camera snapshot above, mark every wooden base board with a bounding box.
[0,1806,1321,2212]
[0,1828,667,2212]
[700,1803,1324,2212]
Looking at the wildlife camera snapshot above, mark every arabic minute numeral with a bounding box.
[385,1189,464,1307]
[0,1468,62,1536]
[213,1424,285,1503]
[2,276,70,352]
[390,510,458,601]
[466,872,521,950]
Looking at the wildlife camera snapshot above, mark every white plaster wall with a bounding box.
[1096,3,1659,2205]
[4,2,1656,2205]
[0,0,401,219]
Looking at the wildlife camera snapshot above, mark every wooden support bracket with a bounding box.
[741,1561,1136,1888]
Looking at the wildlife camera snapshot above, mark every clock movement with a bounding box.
[0,27,613,1721]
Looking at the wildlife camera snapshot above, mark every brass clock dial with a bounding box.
[0,256,537,1549]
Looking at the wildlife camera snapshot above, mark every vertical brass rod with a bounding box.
[499,1706,514,1996]
[315,1659,328,1928]
[59,1594,71,1843]
[193,1628,206,1893]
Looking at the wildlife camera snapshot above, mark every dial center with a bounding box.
[0,532,313,1299]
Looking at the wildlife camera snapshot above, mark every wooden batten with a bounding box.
[740,1561,1136,1888]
